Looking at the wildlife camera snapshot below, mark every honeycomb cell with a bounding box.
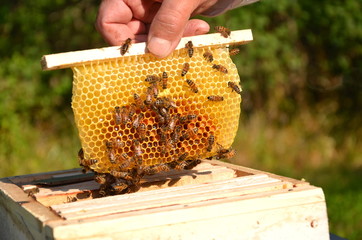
[72,46,241,173]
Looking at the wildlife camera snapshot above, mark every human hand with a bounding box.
[96,0,218,58]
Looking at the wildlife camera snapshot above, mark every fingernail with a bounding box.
[147,37,172,58]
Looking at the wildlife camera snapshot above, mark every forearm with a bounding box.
[201,0,260,17]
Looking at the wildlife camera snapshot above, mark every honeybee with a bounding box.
[203,51,214,62]
[25,187,39,198]
[173,158,201,170]
[178,152,189,162]
[181,63,190,77]
[186,79,199,93]
[185,40,194,58]
[227,81,242,95]
[95,174,107,185]
[162,72,168,89]
[112,138,125,148]
[162,97,177,109]
[181,114,198,124]
[184,159,202,170]
[114,106,122,125]
[154,98,164,109]
[159,129,173,154]
[78,148,98,168]
[144,163,170,175]
[165,115,178,133]
[145,74,160,84]
[118,106,130,124]
[153,163,170,173]
[133,139,143,165]
[110,170,132,180]
[215,26,231,38]
[133,94,145,111]
[170,125,181,144]
[144,87,153,106]
[207,95,224,101]
[156,112,166,125]
[160,143,172,155]
[106,141,117,164]
[155,97,176,110]
[151,82,159,98]
[118,152,131,162]
[132,113,144,129]
[207,134,215,152]
[158,107,170,122]
[221,148,236,159]
[120,38,132,55]
[82,158,98,166]
[229,48,240,56]
[137,123,147,141]
[182,127,198,139]
[112,182,129,194]
[78,148,85,165]
[119,154,133,170]
[127,103,136,119]
[212,64,228,73]
[66,196,77,203]
[215,145,236,160]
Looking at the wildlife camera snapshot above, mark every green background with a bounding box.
[0,0,361,238]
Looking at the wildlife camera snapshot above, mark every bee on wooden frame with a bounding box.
[120,38,132,55]
[214,26,231,38]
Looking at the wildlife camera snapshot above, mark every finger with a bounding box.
[182,19,210,37]
[124,0,161,23]
[96,0,133,45]
[147,0,201,58]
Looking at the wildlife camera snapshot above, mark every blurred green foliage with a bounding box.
[0,0,361,239]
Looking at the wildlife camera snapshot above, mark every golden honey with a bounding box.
[71,46,241,174]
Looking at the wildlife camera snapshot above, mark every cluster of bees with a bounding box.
[78,26,241,196]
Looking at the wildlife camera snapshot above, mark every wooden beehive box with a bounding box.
[0,160,329,240]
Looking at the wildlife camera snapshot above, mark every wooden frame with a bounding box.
[0,160,329,240]
[40,29,253,71]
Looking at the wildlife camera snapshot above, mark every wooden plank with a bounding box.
[46,186,328,240]
[0,178,61,240]
[28,162,237,206]
[51,174,286,220]
[206,159,310,187]
[41,29,253,70]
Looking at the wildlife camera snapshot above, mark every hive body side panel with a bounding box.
[49,187,328,240]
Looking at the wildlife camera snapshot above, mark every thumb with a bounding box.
[147,0,200,58]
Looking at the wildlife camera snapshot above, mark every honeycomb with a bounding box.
[71,46,241,176]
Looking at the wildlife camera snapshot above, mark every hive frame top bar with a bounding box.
[41,29,253,71]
